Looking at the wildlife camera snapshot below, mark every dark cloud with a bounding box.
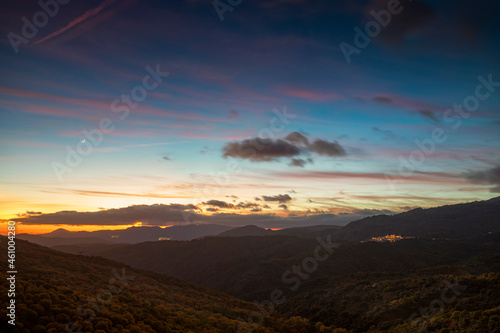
[445,2,500,42]
[290,158,307,167]
[284,131,309,145]
[307,139,346,157]
[418,110,440,123]
[196,212,344,228]
[13,204,399,228]
[236,202,261,209]
[279,204,288,210]
[285,132,345,157]
[199,209,398,228]
[200,145,211,154]
[465,165,500,193]
[223,133,347,165]
[163,156,172,161]
[14,204,200,225]
[16,211,43,217]
[203,200,235,209]
[372,96,393,104]
[262,194,292,203]
[365,0,436,45]
[222,138,301,162]
[351,208,394,215]
[372,127,399,141]
[228,110,241,119]
[400,206,419,212]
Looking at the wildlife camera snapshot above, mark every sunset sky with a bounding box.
[1,0,499,233]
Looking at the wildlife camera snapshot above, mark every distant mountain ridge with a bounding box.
[216,224,343,238]
[15,234,111,247]
[18,196,500,247]
[217,225,274,237]
[25,196,500,332]
[331,196,500,242]
[18,224,235,246]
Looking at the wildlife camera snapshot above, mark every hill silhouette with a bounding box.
[12,197,500,331]
[17,224,235,246]
[331,196,500,242]
[0,237,324,332]
[217,225,274,237]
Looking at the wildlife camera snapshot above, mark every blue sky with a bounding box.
[1,0,499,232]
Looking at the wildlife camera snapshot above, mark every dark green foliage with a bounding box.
[53,234,500,332]
[0,238,318,332]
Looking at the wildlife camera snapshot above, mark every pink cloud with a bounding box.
[3,101,96,121]
[180,131,249,141]
[280,87,340,101]
[1,86,238,123]
[268,170,466,185]
[3,140,59,148]
[0,86,111,111]
[34,0,119,45]
[370,93,442,111]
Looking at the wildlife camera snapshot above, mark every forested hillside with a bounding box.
[52,234,500,332]
[0,237,328,333]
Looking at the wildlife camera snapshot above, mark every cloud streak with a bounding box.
[261,194,292,203]
[14,204,200,225]
[35,0,119,45]
[14,204,398,228]
[465,165,500,193]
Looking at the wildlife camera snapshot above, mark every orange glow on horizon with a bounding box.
[1,223,149,235]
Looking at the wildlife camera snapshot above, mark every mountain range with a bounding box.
[17,223,235,246]
[19,196,500,247]
[7,197,500,332]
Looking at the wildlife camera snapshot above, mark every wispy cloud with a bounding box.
[465,165,500,193]
[34,0,119,45]
[417,110,441,123]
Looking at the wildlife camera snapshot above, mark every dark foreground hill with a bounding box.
[0,237,329,333]
[55,234,500,298]
[55,235,323,298]
[53,233,500,332]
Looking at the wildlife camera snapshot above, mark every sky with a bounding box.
[1,0,499,234]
